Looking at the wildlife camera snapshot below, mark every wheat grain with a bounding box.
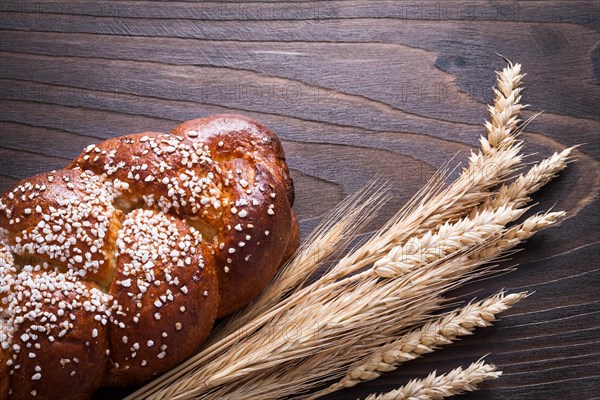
[364,359,501,400]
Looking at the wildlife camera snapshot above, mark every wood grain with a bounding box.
[0,1,598,399]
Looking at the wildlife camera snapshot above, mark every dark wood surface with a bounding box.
[1,1,598,399]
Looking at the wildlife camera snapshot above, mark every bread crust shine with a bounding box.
[0,115,299,399]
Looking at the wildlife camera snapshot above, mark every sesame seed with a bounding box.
[175,323,182,331]
[92,329,98,338]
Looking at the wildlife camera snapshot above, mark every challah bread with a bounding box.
[0,114,299,399]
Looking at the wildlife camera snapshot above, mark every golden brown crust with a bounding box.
[282,211,301,263]
[0,169,119,286]
[0,114,299,398]
[170,115,298,317]
[104,209,218,387]
[4,271,111,400]
[0,347,8,400]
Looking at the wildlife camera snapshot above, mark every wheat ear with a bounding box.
[319,292,524,396]
[364,359,501,400]
[473,211,566,260]
[322,62,525,283]
[375,145,572,279]
[487,146,575,210]
[372,206,524,278]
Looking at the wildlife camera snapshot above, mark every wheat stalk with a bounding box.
[364,359,501,400]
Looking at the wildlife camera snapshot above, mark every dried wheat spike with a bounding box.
[364,359,501,400]
[325,292,523,393]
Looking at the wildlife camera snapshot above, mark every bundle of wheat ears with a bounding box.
[126,61,575,400]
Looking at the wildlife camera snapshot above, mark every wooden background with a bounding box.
[0,1,598,399]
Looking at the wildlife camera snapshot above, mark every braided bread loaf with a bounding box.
[0,115,299,399]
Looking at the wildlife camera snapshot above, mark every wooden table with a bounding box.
[1,1,598,399]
